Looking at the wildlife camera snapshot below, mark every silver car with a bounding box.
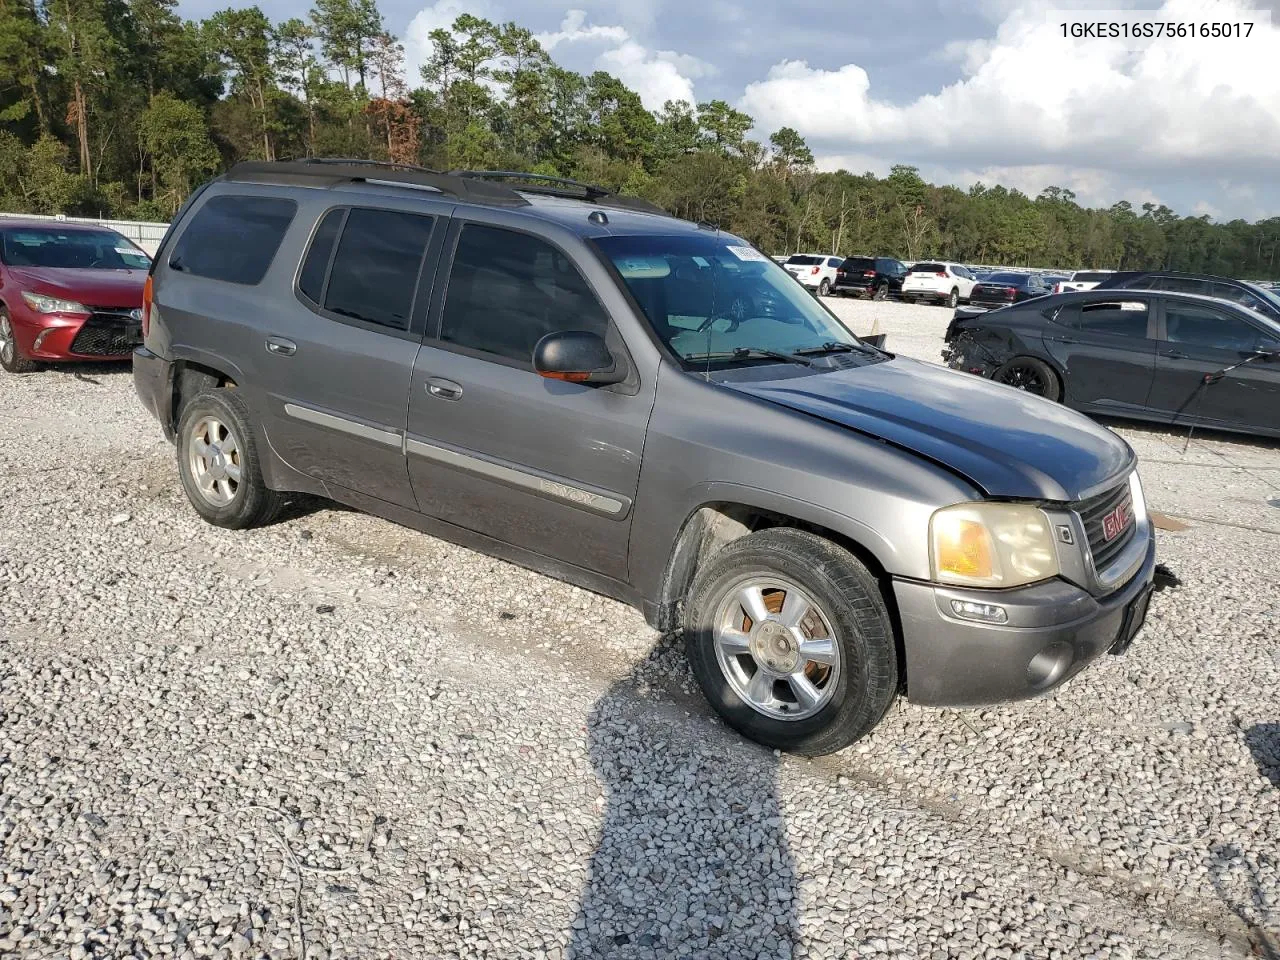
[134,161,1156,755]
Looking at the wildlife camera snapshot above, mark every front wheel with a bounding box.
[684,528,899,755]
[0,309,39,374]
[176,389,284,529]
[994,356,1062,402]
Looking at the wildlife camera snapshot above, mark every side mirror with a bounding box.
[533,331,625,385]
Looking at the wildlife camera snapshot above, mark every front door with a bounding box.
[1147,297,1280,431]
[1044,296,1158,414]
[405,220,655,581]
[258,203,444,510]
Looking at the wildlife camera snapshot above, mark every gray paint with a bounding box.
[137,169,1157,709]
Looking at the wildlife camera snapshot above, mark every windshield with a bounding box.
[596,234,869,364]
[785,254,822,265]
[0,228,151,270]
[984,272,1027,284]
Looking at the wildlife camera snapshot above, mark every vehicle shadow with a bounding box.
[1245,723,1280,789]
[1207,839,1279,960]
[567,639,798,959]
[37,359,134,383]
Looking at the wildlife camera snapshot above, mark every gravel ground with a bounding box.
[1,297,1278,959]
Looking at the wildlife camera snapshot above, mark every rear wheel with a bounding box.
[872,283,888,301]
[684,528,899,755]
[176,389,283,529]
[818,278,831,297]
[0,309,39,374]
[995,356,1062,401]
[946,288,959,308]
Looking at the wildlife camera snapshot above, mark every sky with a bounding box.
[175,0,1280,222]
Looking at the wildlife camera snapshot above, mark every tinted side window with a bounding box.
[169,195,296,285]
[1073,300,1150,338]
[827,257,842,268]
[440,224,610,365]
[298,208,344,303]
[323,208,434,331]
[1165,303,1267,352]
[1208,282,1266,313]
[1152,276,1207,296]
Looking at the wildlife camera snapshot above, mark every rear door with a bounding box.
[404,217,655,581]
[1146,297,1280,431]
[1044,296,1159,413]
[257,202,446,510]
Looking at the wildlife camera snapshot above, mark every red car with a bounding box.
[0,219,151,373]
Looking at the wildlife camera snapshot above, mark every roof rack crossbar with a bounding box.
[225,160,531,207]
[448,170,667,216]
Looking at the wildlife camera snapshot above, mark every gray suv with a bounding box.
[134,161,1156,755]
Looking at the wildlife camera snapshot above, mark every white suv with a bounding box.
[783,254,844,296]
[899,262,977,307]
[1054,270,1115,293]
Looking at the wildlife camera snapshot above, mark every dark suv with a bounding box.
[1093,270,1280,324]
[134,161,1155,755]
[833,256,908,299]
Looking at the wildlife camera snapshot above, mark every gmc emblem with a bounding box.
[1102,501,1131,541]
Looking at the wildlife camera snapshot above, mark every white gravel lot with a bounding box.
[1,296,1278,960]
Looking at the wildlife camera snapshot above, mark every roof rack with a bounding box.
[225,160,531,206]
[448,170,667,215]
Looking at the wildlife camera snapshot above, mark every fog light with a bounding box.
[949,599,1008,623]
[32,329,54,351]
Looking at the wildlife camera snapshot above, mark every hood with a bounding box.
[728,357,1134,501]
[8,266,146,308]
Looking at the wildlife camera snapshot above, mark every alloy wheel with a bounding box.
[0,316,14,365]
[188,415,243,506]
[711,576,841,722]
[997,363,1047,395]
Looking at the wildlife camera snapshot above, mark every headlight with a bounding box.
[21,291,89,315]
[930,502,1060,588]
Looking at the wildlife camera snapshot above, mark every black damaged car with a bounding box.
[942,288,1280,437]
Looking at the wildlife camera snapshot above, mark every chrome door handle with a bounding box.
[426,377,462,401]
[266,337,297,357]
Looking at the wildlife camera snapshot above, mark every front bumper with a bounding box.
[8,306,139,361]
[893,534,1156,706]
[133,346,177,440]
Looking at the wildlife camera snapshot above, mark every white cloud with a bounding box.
[740,0,1280,189]
[534,9,627,51]
[533,10,711,110]
[1194,200,1222,218]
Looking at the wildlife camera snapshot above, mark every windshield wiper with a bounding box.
[684,347,813,367]
[795,340,883,357]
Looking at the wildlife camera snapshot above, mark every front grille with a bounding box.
[1076,479,1136,573]
[70,311,141,357]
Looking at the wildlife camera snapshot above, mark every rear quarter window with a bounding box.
[169,195,297,285]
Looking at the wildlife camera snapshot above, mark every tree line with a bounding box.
[2,0,1278,278]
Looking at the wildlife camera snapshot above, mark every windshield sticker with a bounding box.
[725,245,767,262]
[614,257,671,279]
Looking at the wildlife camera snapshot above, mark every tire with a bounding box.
[0,308,39,374]
[684,528,899,756]
[176,388,283,529]
[947,288,959,309]
[994,356,1062,402]
[818,278,831,297]
[872,283,888,301]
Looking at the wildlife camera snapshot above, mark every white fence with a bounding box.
[0,212,169,255]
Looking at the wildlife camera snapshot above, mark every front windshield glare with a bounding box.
[595,234,862,363]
